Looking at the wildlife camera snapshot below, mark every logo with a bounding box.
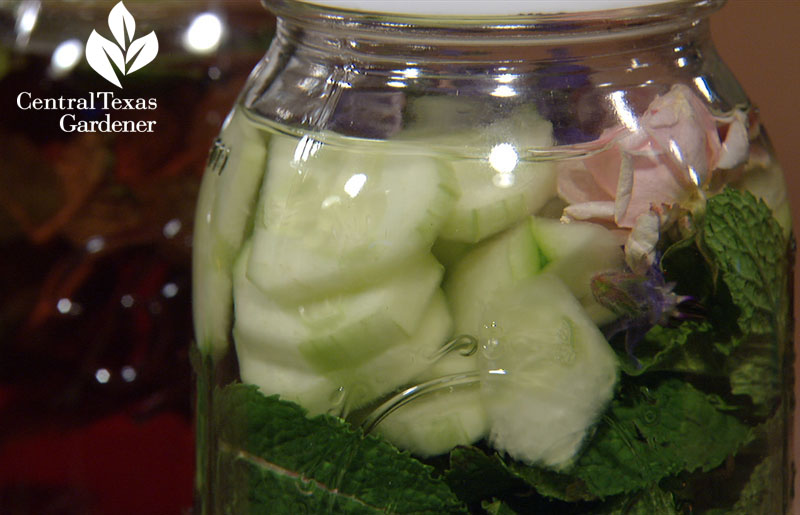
[86,1,158,88]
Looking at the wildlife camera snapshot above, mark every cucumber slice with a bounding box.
[235,282,453,414]
[431,238,474,270]
[445,219,542,335]
[529,217,625,324]
[246,134,458,302]
[232,242,444,373]
[436,107,557,243]
[479,273,618,468]
[192,108,268,356]
[329,290,453,410]
[375,352,488,458]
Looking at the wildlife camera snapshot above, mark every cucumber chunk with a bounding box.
[435,106,557,243]
[479,273,618,468]
[233,242,443,373]
[234,242,453,414]
[193,108,268,356]
[237,292,453,415]
[444,219,542,335]
[246,134,458,302]
[376,352,488,458]
[529,217,625,324]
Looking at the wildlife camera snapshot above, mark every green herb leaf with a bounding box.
[481,499,519,515]
[573,379,751,497]
[728,454,783,514]
[598,486,680,514]
[702,188,788,339]
[215,383,466,514]
[444,447,528,505]
[619,321,721,376]
[700,189,790,406]
[444,446,593,504]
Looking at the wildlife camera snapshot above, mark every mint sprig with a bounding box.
[700,189,790,406]
[573,379,751,497]
[214,383,466,514]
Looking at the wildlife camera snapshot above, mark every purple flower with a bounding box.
[591,263,692,365]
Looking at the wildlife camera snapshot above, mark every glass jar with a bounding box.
[0,2,272,513]
[192,0,795,513]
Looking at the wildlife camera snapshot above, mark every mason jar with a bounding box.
[192,0,795,512]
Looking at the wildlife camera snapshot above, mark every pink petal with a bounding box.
[640,84,721,186]
[716,110,749,169]
[615,154,686,228]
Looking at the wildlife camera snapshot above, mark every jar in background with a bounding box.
[0,2,273,513]
[193,0,794,512]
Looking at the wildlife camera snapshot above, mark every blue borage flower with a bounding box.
[591,263,694,366]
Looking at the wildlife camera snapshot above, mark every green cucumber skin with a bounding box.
[193,108,268,357]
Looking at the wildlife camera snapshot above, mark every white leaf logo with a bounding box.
[85,1,158,88]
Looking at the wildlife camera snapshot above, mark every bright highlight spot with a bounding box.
[184,12,223,53]
[121,294,134,308]
[344,173,367,198]
[491,84,516,98]
[57,298,72,314]
[16,1,40,40]
[86,236,105,253]
[610,91,639,132]
[162,282,179,298]
[50,39,83,76]
[488,143,519,174]
[95,368,111,384]
[163,218,182,239]
[121,366,137,382]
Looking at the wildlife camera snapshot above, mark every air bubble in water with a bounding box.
[481,337,503,360]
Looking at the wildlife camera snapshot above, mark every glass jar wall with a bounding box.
[193,0,795,512]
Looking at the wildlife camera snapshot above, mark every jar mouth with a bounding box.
[265,0,723,39]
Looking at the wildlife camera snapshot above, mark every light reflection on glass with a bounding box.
[95,368,111,384]
[610,91,639,132]
[491,84,516,98]
[49,38,83,78]
[57,298,72,314]
[343,173,367,198]
[163,218,182,239]
[86,236,105,254]
[121,366,137,383]
[162,282,179,298]
[488,143,518,174]
[183,12,224,54]
[15,0,40,47]
[693,76,714,102]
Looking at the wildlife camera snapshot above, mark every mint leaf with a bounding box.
[702,189,788,339]
[215,383,466,514]
[444,447,528,505]
[481,499,518,515]
[598,486,680,514]
[444,446,593,505]
[727,454,784,514]
[619,322,721,376]
[573,379,751,497]
[700,189,790,406]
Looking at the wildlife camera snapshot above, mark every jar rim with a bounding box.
[294,0,698,16]
[264,0,724,42]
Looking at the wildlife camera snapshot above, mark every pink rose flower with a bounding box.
[557,84,750,270]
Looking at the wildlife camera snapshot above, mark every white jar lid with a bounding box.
[297,0,679,16]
